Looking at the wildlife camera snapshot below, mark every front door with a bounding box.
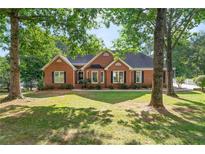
[77,71,84,83]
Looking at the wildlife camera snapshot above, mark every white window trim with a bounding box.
[42,55,76,71]
[113,71,124,84]
[54,71,64,84]
[91,71,98,84]
[100,71,104,83]
[136,70,142,83]
[105,58,133,70]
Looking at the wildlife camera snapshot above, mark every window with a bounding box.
[54,71,64,83]
[100,71,104,83]
[113,71,124,83]
[103,53,109,56]
[91,71,98,83]
[56,59,62,63]
[115,62,121,66]
[136,71,142,83]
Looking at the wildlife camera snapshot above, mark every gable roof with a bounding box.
[41,55,76,71]
[80,51,113,70]
[46,51,153,69]
[67,51,153,69]
[104,58,133,70]
[67,51,153,68]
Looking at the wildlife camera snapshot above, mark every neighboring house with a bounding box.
[42,51,167,88]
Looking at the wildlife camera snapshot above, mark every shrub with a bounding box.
[95,84,101,90]
[118,84,128,89]
[87,84,95,89]
[60,83,74,89]
[129,84,136,89]
[81,85,86,89]
[44,85,55,90]
[79,79,91,88]
[130,84,141,89]
[176,76,186,88]
[59,84,67,89]
[108,85,114,89]
[141,84,148,89]
[195,75,205,92]
[37,79,44,90]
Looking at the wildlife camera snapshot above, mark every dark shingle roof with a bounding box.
[124,52,153,68]
[89,64,103,69]
[67,52,153,68]
[67,54,94,65]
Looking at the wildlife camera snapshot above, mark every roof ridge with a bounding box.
[67,51,153,68]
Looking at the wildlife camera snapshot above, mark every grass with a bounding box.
[1,90,205,144]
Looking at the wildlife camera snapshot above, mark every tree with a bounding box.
[0,56,10,91]
[20,26,61,90]
[107,9,204,97]
[103,8,155,54]
[173,32,205,78]
[195,75,205,92]
[0,8,102,99]
[149,8,166,108]
[164,9,203,97]
[176,76,185,88]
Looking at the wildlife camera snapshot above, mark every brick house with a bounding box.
[42,51,167,88]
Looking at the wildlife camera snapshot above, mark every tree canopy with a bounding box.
[173,32,205,78]
[19,26,61,89]
[0,8,104,98]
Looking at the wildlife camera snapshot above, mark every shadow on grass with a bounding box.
[118,108,205,144]
[23,90,148,104]
[0,105,113,144]
[24,90,71,98]
[171,95,205,124]
[176,91,201,95]
[74,91,147,104]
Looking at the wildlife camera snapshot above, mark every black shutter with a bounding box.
[52,72,54,83]
[124,71,126,83]
[134,71,136,83]
[142,71,144,83]
[64,71,66,83]
[111,71,113,83]
[163,71,166,84]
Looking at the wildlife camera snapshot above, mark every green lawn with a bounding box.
[1,90,205,144]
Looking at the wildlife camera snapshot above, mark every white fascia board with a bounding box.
[41,55,76,71]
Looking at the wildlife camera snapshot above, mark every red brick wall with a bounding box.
[43,54,167,89]
[85,51,114,69]
[106,60,132,87]
[43,57,75,86]
[143,70,153,86]
[130,70,167,87]
[83,51,114,88]
[130,70,153,87]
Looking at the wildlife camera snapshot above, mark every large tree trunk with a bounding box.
[166,21,177,97]
[8,9,23,99]
[149,8,166,108]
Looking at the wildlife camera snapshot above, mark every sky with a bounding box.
[89,23,120,48]
[0,23,205,57]
[191,22,205,32]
